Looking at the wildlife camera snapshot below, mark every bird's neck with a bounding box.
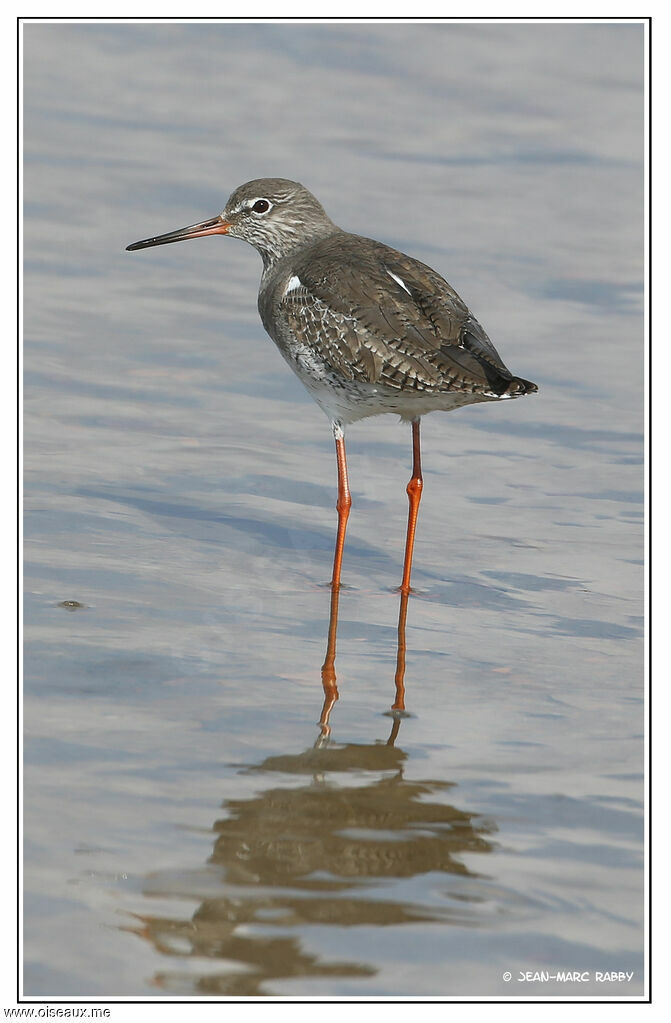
[257,222,341,271]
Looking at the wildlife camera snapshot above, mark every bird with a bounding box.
[127,178,537,593]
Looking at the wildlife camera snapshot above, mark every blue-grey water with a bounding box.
[23,21,645,999]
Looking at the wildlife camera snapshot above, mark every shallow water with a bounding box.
[23,21,645,998]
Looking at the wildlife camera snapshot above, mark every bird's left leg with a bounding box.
[400,417,423,593]
[330,421,351,591]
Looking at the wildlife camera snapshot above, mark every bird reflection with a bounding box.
[126,588,497,996]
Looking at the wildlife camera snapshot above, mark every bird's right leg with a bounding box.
[330,421,351,591]
[399,417,424,593]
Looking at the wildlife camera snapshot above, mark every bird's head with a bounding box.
[127,178,336,266]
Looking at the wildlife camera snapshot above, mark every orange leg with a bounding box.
[400,418,424,594]
[330,423,352,591]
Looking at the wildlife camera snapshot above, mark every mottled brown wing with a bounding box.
[281,283,388,383]
[379,243,514,376]
[283,233,516,394]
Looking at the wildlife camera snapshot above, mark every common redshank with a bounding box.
[127,178,537,592]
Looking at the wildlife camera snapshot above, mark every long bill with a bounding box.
[126,214,230,251]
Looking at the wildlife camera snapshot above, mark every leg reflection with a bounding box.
[319,584,341,738]
[318,585,412,743]
[393,588,410,713]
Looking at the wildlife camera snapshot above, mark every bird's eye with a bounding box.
[251,199,271,214]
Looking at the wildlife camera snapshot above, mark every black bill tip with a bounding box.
[126,214,230,252]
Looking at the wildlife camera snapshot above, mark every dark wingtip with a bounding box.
[508,377,538,396]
